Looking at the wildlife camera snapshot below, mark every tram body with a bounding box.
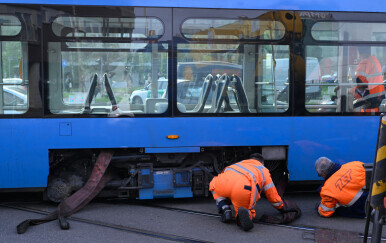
[0,0,385,201]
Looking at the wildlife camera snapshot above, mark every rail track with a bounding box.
[1,201,385,242]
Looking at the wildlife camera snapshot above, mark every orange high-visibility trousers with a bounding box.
[210,169,257,218]
[210,160,283,219]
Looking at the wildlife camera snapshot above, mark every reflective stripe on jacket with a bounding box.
[318,161,365,217]
[226,159,283,210]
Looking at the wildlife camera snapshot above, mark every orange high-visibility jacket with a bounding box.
[318,161,366,217]
[355,56,384,112]
[210,159,283,218]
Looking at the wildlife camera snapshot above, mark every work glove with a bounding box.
[260,199,302,224]
[279,199,300,213]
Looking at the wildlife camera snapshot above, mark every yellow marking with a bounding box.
[371,179,386,196]
[382,116,386,125]
[376,146,386,162]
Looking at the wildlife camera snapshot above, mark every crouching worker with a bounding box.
[314,157,368,218]
[209,153,284,231]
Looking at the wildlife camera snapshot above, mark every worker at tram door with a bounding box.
[352,46,385,112]
[209,153,284,231]
[314,157,368,218]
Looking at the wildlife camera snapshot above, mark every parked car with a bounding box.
[2,86,28,114]
[129,77,168,104]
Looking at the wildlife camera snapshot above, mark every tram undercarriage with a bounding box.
[46,147,288,202]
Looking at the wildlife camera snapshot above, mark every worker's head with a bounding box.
[357,46,371,59]
[382,66,386,81]
[249,153,264,164]
[314,157,334,179]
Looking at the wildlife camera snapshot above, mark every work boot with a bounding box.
[237,207,253,231]
[221,208,232,223]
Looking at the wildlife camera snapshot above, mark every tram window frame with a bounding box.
[181,18,286,41]
[175,16,291,116]
[0,14,29,116]
[52,16,165,40]
[311,22,386,42]
[46,14,170,116]
[303,19,386,114]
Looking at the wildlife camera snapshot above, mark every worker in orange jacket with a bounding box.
[314,157,368,218]
[352,46,385,112]
[209,153,284,231]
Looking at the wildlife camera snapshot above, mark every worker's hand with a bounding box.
[279,199,300,214]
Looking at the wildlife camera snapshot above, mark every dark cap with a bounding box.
[249,153,264,163]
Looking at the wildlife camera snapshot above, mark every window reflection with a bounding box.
[176,44,290,113]
[182,19,285,40]
[48,42,168,115]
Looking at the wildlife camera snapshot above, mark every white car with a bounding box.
[129,77,168,104]
[2,86,27,114]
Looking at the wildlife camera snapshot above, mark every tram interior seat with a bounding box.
[208,74,232,113]
[155,102,186,113]
[192,74,214,113]
[204,74,249,113]
[145,98,186,114]
[230,75,249,113]
[145,98,167,113]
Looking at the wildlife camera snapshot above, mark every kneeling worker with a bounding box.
[314,157,368,218]
[209,153,284,231]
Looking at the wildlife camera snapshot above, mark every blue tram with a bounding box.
[0,0,385,201]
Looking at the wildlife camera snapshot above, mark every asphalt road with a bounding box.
[0,192,384,243]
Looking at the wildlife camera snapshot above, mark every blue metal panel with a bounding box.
[139,170,192,199]
[145,147,200,153]
[0,0,384,12]
[175,171,190,187]
[0,116,380,188]
[138,188,153,200]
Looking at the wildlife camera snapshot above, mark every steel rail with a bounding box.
[0,203,213,243]
[2,201,385,241]
[140,203,386,241]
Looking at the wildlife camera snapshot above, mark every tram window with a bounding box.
[181,19,285,40]
[48,42,168,115]
[0,15,21,36]
[48,15,168,115]
[176,43,289,114]
[178,17,289,114]
[53,17,164,39]
[305,45,386,113]
[0,15,28,115]
[312,22,386,42]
